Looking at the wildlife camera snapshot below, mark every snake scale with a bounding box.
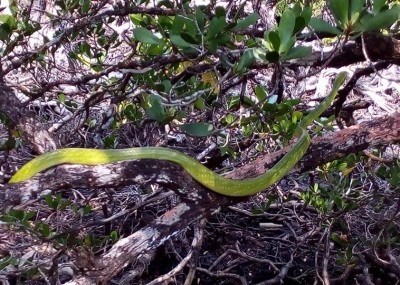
[9,73,346,197]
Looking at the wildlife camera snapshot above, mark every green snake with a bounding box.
[9,73,346,197]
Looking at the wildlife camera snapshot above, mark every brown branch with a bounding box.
[225,112,400,180]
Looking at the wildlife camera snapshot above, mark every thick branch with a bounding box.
[227,112,400,180]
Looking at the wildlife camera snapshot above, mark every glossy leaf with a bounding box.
[279,35,296,54]
[195,7,206,32]
[133,27,163,45]
[281,46,311,60]
[350,0,364,19]
[180,32,198,44]
[278,10,295,52]
[361,7,400,32]
[170,34,195,48]
[180,122,213,137]
[0,15,17,28]
[265,51,280,63]
[328,0,349,27]
[215,6,226,18]
[309,18,342,35]
[206,16,226,39]
[146,95,167,123]
[373,0,387,13]
[236,49,255,72]
[294,16,306,34]
[266,31,280,51]
[171,15,185,35]
[292,2,302,16]
[232,12,258,31]
[301,6,312,25]
[255,85,268,101]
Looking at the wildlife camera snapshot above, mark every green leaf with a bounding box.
[281,46,311,60]
[213,33,231,45]
[104,133,118,148]
[309,18,342,35]
[292,111,303,123]
[265,51,280,63]
[235,49,255,72]
[328,0,349,27]
[292,2,302,16]
[206,39,218,53]
[0,24,11,41]
[110,230,118,241]
[279,36,296,54]
[255,85,268,101]
[36,223,51,237]
[266,31,280,51]
[133,27,163,45]
[278,10,296,52]
[232,12,258,31]
[195,7,206,32]
[349,0,364,20]
[194,97,205,111]
[171,15,185,35]
[301,6,312,25]
[215,6,226,18]
[294,16,306,34]
[373,0,386,13]
[170,34,195,48]
[180,122,213,137]
[0,15,17,28]
[146,95,166,123]
[361,8,400,32]
[79,0,90,13]
[206,16,226,39]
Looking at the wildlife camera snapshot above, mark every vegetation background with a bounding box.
[0,0,400,284]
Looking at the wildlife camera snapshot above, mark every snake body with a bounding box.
[9,73,346,197]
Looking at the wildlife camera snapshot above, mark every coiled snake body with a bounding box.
[9,73,346,197]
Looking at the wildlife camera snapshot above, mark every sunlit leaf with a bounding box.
[235,49,255,72]
[373,0,386,13]
[281,46,311,60]
[133,27,163,45]
[361,7,400,32]
[255,85,268,101]
[206,16,226,39]
[266,31,280,51]
[309,18,342,35]
[232,12,258,31]
[170,34,195,48]
[328,0,349,27]
[146,95,166,123]
[278,10,295,52]
[195,7,206,32]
